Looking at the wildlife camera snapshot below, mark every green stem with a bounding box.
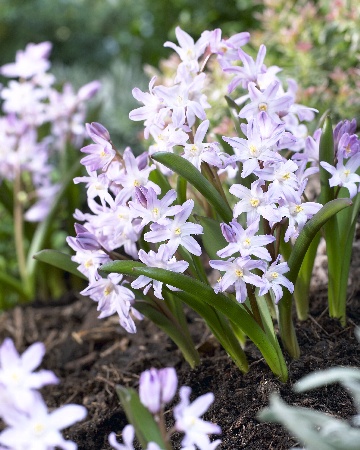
[13,168,30,298]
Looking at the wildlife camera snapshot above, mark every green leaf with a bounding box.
[318,116,334,205]
[0,270,29,298]
[151,152,233,223]
[116,386,167,449]
[195,215,227,260]
[149,167,172,194]
[101,260,288,381]
[135,296,200,368]
[278,198,352,358]
[33,249,88,280]
[26,162,82,287]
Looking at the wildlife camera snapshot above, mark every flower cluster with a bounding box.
[0,338,86,450]
[109,367,221,450]
[67,25,360,333]
[0,41,100,222]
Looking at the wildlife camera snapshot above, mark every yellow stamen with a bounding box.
[250,198,259,207]
[258,102,268,112]
[271,272,279,279]
[235,269,243,277]
[174,227,181,235]
[295,205,303,213]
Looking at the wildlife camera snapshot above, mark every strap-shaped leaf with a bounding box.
[101,260,288,381]
[116,386,168,449]
[151,152,233,223]
[195,215,227,260]
[33,249,87,280]
[278,197,352,358]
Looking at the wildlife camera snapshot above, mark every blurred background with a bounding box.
[1,0,358,147]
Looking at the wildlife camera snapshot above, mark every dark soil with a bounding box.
[1,288,360,450]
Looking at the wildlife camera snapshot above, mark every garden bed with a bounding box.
[0,287,359,449]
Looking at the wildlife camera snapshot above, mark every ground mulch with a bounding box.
[0,284,359,450]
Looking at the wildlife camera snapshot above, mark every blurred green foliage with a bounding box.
[0,0,260,68]
[253,0,360,123]
[0,0,261,145]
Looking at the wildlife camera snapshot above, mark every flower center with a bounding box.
[271,272,279,279]
[33,422,45,436]
[174,227,181,235]
[133,180,140,187]
[235,269,243,277]
[282,172,291,180]
[249,144,258,156]
[104,285,113,296]
[152,207,159,218]
[84,259,93,268]
[243,238,251,247]
[344,169,351,177]
[258,102,268,112]
[190,145,198,154]
[295,204,303,213]
[250,198,260,207]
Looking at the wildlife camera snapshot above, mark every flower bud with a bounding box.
[75,223,101,251]
[86,122,111,142]
[159,367,177,404]
[220,222,237,243]
[139,368,161,414]
[135,186,148,208]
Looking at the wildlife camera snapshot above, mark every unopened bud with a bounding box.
[135,186,148,208]
[220,222,237,243]
[86,122,111,142]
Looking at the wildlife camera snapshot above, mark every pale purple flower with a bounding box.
[258,256,294,303]
[217,219,275,261]
[209,256,265,303]
[223,113,284,177]
[224,44,268,93]
[337,133,360,159]
[74,169,113,209]
[0,42,52,79]
[0,392,86,450]
[80,136,116,172]
[66,236,111,282]
[207,29,250,66]
[320,153,360,198]
[129,187,182,227]
[153,79,207,129]
[139,367,177,414]
[80,273,137,333]
[257,159,300,203]
[239,81,293,124]
[0,339,59,412]
[86,122,111,143]
[114,148,160,204]
[109,425,135,450]
[149,124,189,155]
[164,26,208,73]
[279,192,322,242]
[129,77,167,138]
[131,244,189,299]
[144,199,203,256]
[174,386,221,450]
[334,119,357,152]
[230,180,283,226]
[109,427,161,450]
[183,120,223,170]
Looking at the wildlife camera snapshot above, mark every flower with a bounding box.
[258,256,294,303]
[131,244,189,299]
[174,386,221,450]
[0,392,86,450]
[144,199,203,256]
[139,367,177,414]
[0,338,59,412]
[209,256,265,303]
